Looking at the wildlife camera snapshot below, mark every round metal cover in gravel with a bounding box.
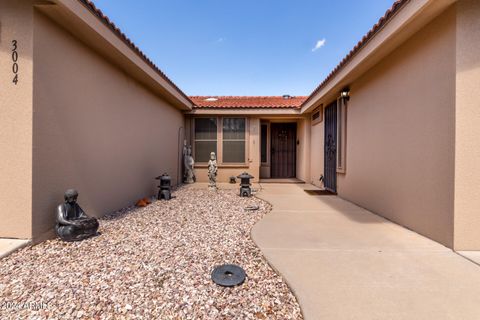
[0,188,303,319]
[211,264,246,287]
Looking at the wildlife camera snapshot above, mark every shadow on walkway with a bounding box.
[252,183,480,320]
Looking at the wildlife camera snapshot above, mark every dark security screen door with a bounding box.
[271,123,296,178]
[324,102,337,192]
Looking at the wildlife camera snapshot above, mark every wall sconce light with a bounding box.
[340,88,350,101]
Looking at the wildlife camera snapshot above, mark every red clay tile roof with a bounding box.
[190,96,308,109]
[78,0,193,106]
[301,0,410,108]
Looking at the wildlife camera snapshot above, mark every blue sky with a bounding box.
[93,0,395,96]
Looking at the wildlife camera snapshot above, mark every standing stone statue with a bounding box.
[208,152,218,190]
[55,189,99,242]
[183,145,195,184]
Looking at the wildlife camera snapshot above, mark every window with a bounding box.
[311,107,322,125]
[222,118,246,163]
[261,124,268,163]
[193,117,247,164]
[194,118,217,162]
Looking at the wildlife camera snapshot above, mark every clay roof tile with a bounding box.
[190,96,308,109]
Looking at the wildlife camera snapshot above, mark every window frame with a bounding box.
[260,122,270,166]
[192,116,249,166]
[311,106,323,126]
[336,97,347,173]
[221,117,248,165]
[193,117,218,164]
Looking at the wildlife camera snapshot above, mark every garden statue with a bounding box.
[182,141,187,177]
[183,144,195,184]
[208,152,218,190]
[55,189,99,242]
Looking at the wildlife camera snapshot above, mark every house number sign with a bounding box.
[11,40,19,85]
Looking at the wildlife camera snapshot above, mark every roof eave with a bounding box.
[186,108,303,116]
[37,0,193,111]
[300,0,456,114]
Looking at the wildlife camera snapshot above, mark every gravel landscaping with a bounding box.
[0,187,303,319]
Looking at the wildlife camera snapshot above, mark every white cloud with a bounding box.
[312,38,326,52]
[216,37,224,43]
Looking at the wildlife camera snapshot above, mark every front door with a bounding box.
[324,102,337,192]
[271,123,296,178]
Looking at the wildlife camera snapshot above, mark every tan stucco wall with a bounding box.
[296,118,311,182]
[249,118,261,181]
[31,11,184,241]
[188,116,312,183]
[259,120,271,179]
[309,117,324,187]
[453,0,480,250]
[0,1,34,239]
[336,7,456,248]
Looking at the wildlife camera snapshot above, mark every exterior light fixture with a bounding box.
[156,173,172,200]
[237,172,254,197]
[340,88,350,101]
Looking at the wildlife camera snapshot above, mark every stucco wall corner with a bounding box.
[453,0,480,250]
[0,0,35,239]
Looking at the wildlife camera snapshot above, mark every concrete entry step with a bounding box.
[259,178,305,184]
[0,238,31,259]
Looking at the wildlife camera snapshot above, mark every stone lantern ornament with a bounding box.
[156,173,172,200]
[237,172,254,197]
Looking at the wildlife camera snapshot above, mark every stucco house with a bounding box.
[186,96,309,183]
[1,0,194,242]
[1,0,480,253]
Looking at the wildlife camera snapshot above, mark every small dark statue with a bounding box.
[55,189,99,242]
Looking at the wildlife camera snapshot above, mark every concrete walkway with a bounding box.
[252,183,480,320]
[0,238,30,259]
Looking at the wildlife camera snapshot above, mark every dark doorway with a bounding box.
[271,123,296,178]
[324,102,337,193]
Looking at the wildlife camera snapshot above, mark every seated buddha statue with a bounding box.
[55,189,99,242]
